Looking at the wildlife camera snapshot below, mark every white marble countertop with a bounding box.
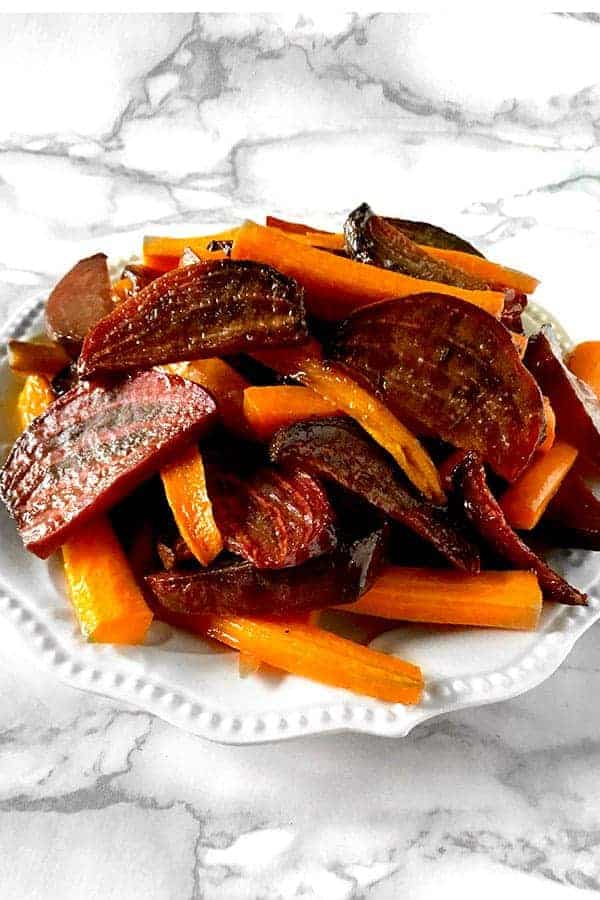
[1,13,600,899]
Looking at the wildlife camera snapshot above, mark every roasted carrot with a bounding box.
[166,358,250,437]
[161,444,223,567]
[253,344,445,503]
[420,246,539,295]
[111,276,134,302]
[285,230,345,251]
[568,341,600,399]
[143,229,239,269]
[539,397,556,453]
[500,440,578,530]
[338,567,542,631]
[266,215,333,235]
[199,615,423,704]
[17,376,153,643]
[231,220,505,320]
[9,340,71,378]
[243,385,339,440]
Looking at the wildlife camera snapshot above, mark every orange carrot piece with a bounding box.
[17,377,153,644]
[243,385,339,440]
[166,358,250,437]
[266,215,334,235]
[420,246,539,295]
[252,345,445,503]
[284,230,346,251]
[111,276,134,302]
[161,444,223,566]
[231,220,505,320]
[568,341,600,399]
[62,519,153,643]
[339,567,542,631]
[539,397,556,453]
[199,615,423,704]
[500,440,578,530]
[143,229,239,268]
[9,341,71,379]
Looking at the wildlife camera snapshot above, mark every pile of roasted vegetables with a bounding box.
[3,203,600,705]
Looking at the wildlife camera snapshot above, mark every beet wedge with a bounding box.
[345,203,489,290]
[207,465,337,569]
[545,468,600,550]
[455,451,586,605]
[332,294,545,482]
[386,217,484,257]
[525,327,600,468]
[79,260,308,376]
[270,417,479,573]
[146,525,386,617]
[0,371,217,558]
[46,253,113,357]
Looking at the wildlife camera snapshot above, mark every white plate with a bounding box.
[1,271,599,744]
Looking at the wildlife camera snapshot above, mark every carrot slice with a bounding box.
[253,345,445,503]
[339,567,542,631]
[568,341,600,399]
[197,614,423,704]
[17,376,153,643]
[500,441,578,530]
[161,444,223,566]
[420,246,539,295]
[243,385,339,440]
[231,220,505,320]
[166,358,250,437]
[539,397,556,453]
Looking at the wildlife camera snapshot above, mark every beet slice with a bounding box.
[79,259,308,376]
[454,451,586,605]
[345,204,489,290]
[386,217,484,258]
[332,294,545,482]
[146,525,387,617]
[269,417,479,573]
[0,370,217,558]
[500,290,527,334]
[544,469,600,550]
[46,253,113,356]
[525,327,600,467]
[207,465,337,569]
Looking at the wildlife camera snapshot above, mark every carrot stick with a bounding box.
[500,441,578,530]
[166,358,250,437]
[252,345,445,503]
[9,340,71,378]
[568,341,600,399]
[198,614,423,704]
[243,385,339,440]
[161,444,223,567]
[111,276,134,302]
[266,215,334,235]
[231,220,505,320]
[17,376,153,644]
[143,229,239,266]
[539,397,556,453]
[285,230,346,251]
[338,567,542,631]
[420,246,539,295]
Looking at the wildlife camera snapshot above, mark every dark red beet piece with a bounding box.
[525,327,600,467]
[332,294,545,482]
[46,253,113,356]
[500,290,527,334]
[207,465,337,569]
[344,203,489,290]
[545,469,600,550]
[146,525,386,617]
[79,259,308,376]
[455,451,587,605]
[0,370,217,558]
[269,417,479,573]
[386,216,484,257]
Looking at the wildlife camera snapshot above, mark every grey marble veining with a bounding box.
[1,13,600,899]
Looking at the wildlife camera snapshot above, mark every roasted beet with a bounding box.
[146,525,386,617]
[0,370,217,558]
[545,469,600,550]
[79,260,308,376]
[332,294,545,482]
[455,452,586,605]
[270,417,479,573]
[500,290,527,334]
[46,253,113,356]
[207,465,337,568]
[386,216,484,257]
[525,327,600,467]
[120,263,163,293]
[344,204,489,290]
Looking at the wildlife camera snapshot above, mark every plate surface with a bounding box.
[1,273,599,744]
